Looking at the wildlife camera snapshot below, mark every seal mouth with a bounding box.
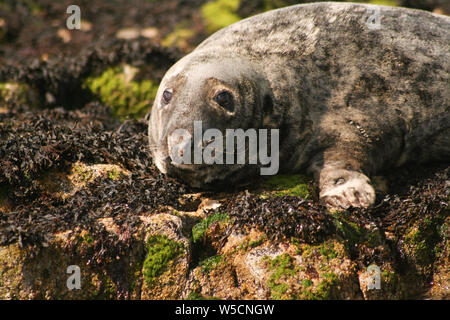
[162,155,259,189]
[169,161,211,171]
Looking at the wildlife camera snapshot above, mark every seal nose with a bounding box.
[168,130,194,165]
[154,153,170,174]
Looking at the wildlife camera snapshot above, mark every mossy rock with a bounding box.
[263,253,297,299]
[401,213,447,276]
[140,231,189,299]
[142,235,185,285]
[83,65,158,120]
[37,162,130,199]
[0,82,40,109]
[331,211,389,252]
[358,263,417,299]
[238,235,268,251]
[192,212,229,244]
[198,255,224,273]
[0,229,143,299]
[263,239,360,300]
[260,174,311,198]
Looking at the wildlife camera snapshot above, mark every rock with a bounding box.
[140,213,191,299]
[0,82,40,108]
[186,226,362,300]
[0,227,144,299]
[141,27,160,40]
[57,29,71,43]
[116,28,140,40]
[80,20,93,32]
[38,162,131,199]
[0,102,448,300]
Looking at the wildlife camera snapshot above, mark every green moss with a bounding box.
[315,272,338,299]
[239,235,267,251]
[91,273,117,299]
[300,244,314,259]
[192,213,229,243]
[301,279,313,288]
[332,212,365,248]
[260,0,293,11]
[317,242,338,261]
[172,209,181,217]
[297,272,340,300]
[296,240,345,262]
[201,0,241,34]
[199,255,223,273]
[161,25,195,49]
[83,65,158,120]
[143,235,184,285]
[82,233,94,245]
[435,221,448,257]
[22,0,43,15]
[187,291,205,300]
[262,174,310,198]
[107,168,121,180]
[365,0,398,6]
[403,214,445,268]
[249,236,266,248]
[332,211,391,257]
[290,240,349,299]
[381,270,397,283]
[71,163,93,182]
[264,254,297,299]
[270,282,289,299]
[187,291,221,300]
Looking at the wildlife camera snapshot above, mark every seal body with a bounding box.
[149,2,450,208]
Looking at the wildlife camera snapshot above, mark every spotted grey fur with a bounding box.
[149,2,450,209]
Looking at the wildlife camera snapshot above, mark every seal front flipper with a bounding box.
[317,167,376,209]
[308,156,376,210]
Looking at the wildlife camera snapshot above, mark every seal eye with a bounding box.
[162,89,173,104]
[214,91,234,112]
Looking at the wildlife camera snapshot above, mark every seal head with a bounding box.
[148,53,276,188]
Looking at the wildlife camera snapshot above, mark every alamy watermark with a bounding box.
[366,6,381,30]
[366,264,381,290]
[66,265,81,290]
[66,5,81,30]
[169,121,280,176]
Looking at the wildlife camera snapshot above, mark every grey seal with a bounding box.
[148,2,450,209]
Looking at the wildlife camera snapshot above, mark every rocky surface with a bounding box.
[0,0,448,300]
[0,102,447,299]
